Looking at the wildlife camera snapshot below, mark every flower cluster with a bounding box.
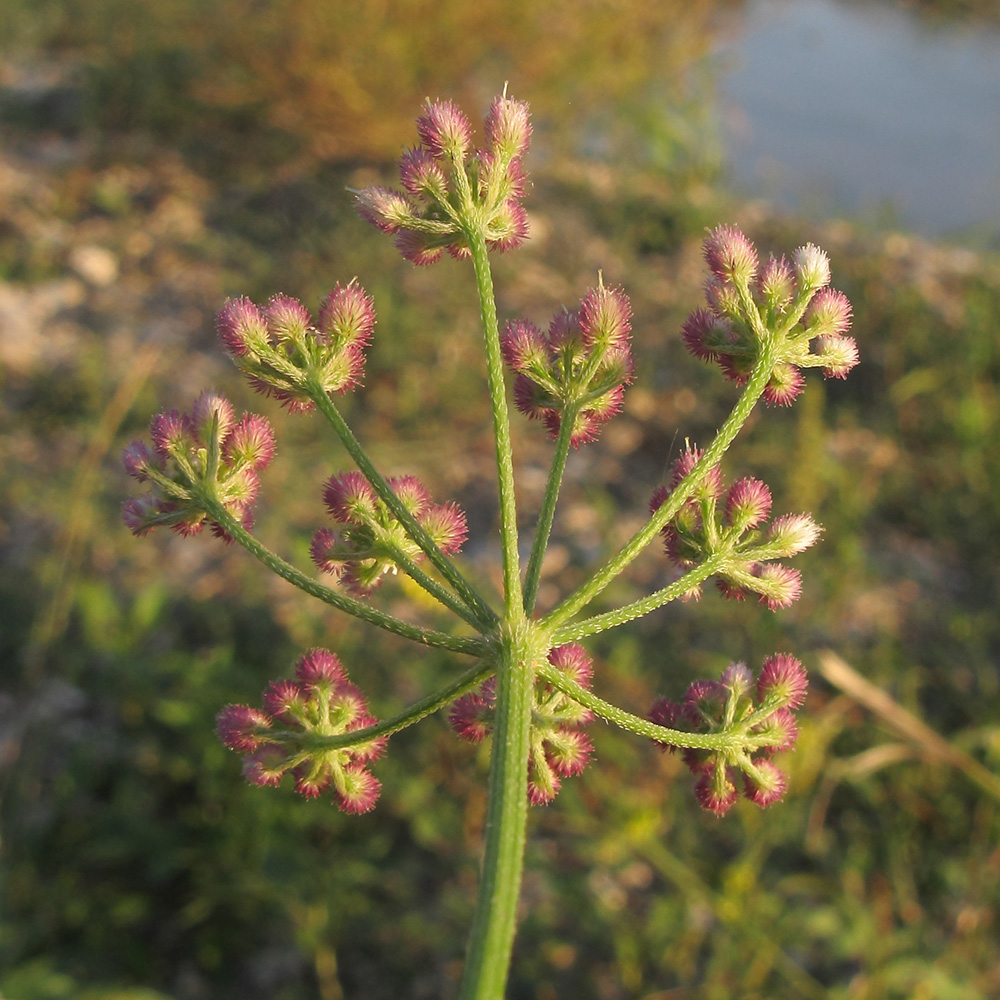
[216,282,375,412]
[216,648,385,814]
[122,391,275,538]
[501,283,634,446]
[311,471,468,595]
[450,644,595,805]
[650,443,820,609]
[649,654,808,816]
[681,225,858,405]
[356,94,531,264]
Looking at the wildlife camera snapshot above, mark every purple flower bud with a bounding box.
[548,643,594,688]
[762,363,805,406]
[648,697,684,752]
[754,707,800,754]
[416,99,473,160]
[757,255,795,310]
[420,502,468,556]
[242,745,289,787]
[743,759,788,807]
[756,653,808,709]
[122,440,157,482]
[264,295,312,344]
[500,319,547,373]
[336,763,382,814]
[484,94,532,161]
[725,477,772,529]
[216,704,272,752]
[263,679,308,724]
[547,730,593,778]
[121,493,162,536]
[720,661,753,699]
[318,282,376,350]
[192,390,236,444]
[694,766,738,817]
[668,443,725,500]
[448,691,494,743]
[704,276,741,317]
[294,648,348,689]
[224,414,276,472]
[681,308,735,362]
[528,760,561,806]
[323,471,377,523]
[486,199,530,253]
[398,147,449,201]
[703,225,758,283]
[804,288,852,335]
[579,284,632,354]
[310,527,344,577]
[386,474,430,519]
[393,228,445,266]
[216,296,268,356]
[149,408,194,460]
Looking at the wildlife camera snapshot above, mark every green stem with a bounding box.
[207,501,486,657]
[311,388,497,629]
[458,628,539,1000]
[522,405,576,614]
[552,553,729,643]
[386,544,487,631]
[297,659,497,750]
[542,345,778,632]
[466,228,523,618]
[535,661,742,751]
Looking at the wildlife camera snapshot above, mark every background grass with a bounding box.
[1,2,999,998]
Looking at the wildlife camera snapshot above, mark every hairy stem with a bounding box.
[311,388,497,629]
[458,628,539,1000]
[466,228,523,619]
[542,344,777,631]
[523,405,576,614]
[206,501,486,656]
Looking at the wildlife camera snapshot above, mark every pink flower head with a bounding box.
[417,99,473,160]
[548,643,594,689]
[323,471,377,523]
[756,653,809,709]
[484,94,532,161]
[762,363,806,406]
[224,413,276,472]
[805,288,852,336]
[263,679,308,724]
[648,697,684,752]
[694,765,739,817]
[216,296,268,356]
[486,198,530,253]
[579,283,632,354]
[294,648,348,690]
[725,477,772,530]
[721,661,754,699]
[242,745,289,787]
[449,690,495,743]
[754,707,800,754]
[743,759,789,807]
[398,147,449,202]
[500,319,547,373]
[420,501,469,555]
[386,474,430,519]
[547,730,593,778]
[265,295,311,342]
[681,308,736,362]
[757,255,795,311]
[528,763,561,807]
[149,408,194,460]
[318,282,376,350]
[336,764,382,814]
[393,228,445,266]
[668,443,725,500]
[216,705,272,752]
[703,225,758,283]
[122,440,158,482]
[192,390,236,444]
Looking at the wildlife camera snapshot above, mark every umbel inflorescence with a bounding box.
[124,95,856,824]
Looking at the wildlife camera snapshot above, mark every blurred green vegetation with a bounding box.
[2,1,1000,999]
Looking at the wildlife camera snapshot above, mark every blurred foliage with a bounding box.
[0,0,728,180]
[2,1,1000,998]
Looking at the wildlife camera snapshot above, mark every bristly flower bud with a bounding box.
[683,229,856,406]
[122,395,275,540]
[313,472,468,596]
[484,95,532,162]
[725,477,772,530]
[417,99,473,160]
[648,654,809,815]
[703,225,758,283]
[504,286,633,447]
[217,648,385,814]
[216,286,375,412]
